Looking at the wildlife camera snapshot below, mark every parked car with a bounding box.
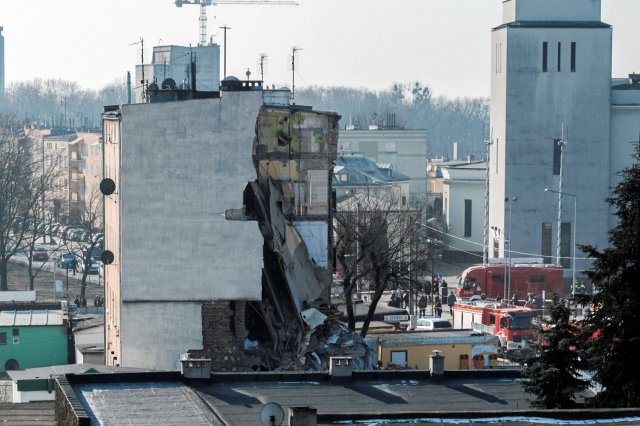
[79,258,101,275]
[415,317,453,331]
[57,252,78,270]
[30,247,49,262]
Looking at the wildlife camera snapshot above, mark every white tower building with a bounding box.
[489,0,612,284]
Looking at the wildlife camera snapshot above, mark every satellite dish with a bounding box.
[100,178,116,195]
[259,402,284,426]
[161,78,177,90]
[101,250,115,265]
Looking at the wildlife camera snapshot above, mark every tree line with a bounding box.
[296,82,489,159]
[2,79,489,160]
[1,78,128,131]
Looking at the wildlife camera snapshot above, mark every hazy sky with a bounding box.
[2,0,639,98]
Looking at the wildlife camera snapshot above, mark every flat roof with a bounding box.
[0,310,64,327]
[58,370,640,425]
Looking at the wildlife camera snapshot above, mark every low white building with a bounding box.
[441,162,487,260]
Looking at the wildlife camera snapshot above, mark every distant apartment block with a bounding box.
[333,153,411,204]
[33,130,102,224]
[339,128,427,199]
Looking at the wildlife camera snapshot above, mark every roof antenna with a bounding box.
[130,38,145,101]
[290,46,302,103]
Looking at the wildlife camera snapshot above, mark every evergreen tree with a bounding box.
[579,143,640,407]
[523,295,587,408]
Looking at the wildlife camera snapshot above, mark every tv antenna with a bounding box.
[258,53,267,83]
[290,46,302,102]
[175,0,298,47]
[129,38,146,101]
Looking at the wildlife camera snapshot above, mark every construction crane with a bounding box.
[175,0,298,46]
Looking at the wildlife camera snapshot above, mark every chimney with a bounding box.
[180,353,211,379]
[630,73,640,85]
[453,142,458,161]
[429,350,445,379]
[288,406,317,426]
[329,356,353,380]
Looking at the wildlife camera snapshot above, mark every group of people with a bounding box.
[73,295,104,307]
[388,290,409,309]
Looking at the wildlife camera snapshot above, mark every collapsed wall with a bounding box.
[234,105,371,371]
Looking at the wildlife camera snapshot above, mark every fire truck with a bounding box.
[455,258,564,300]
[452,301,539,361]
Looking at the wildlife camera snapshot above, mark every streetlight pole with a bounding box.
[504,196,517,301]
[545,188,577,296]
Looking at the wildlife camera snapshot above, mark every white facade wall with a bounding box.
[610,88,640,202]
[442,167,485,254]
[502,0,601,23]
[104,91,264,370]
[490,3,612,278]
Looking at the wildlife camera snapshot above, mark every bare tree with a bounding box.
[0,116,53,291]
[334,189,427,337]
[69,186,103,300]
[20,132,66,290]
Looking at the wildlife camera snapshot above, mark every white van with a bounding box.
[415,317,453,331]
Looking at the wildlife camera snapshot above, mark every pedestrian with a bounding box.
[447,291,457,316]
[402,292,409,309]
[511,293,518,306]
[73,295,80,306]
[435,299,443,317]
[81,297,87,307]
[418,295,427,317]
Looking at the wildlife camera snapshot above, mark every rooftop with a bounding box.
[55,370,640,425]
[0,310,64,327]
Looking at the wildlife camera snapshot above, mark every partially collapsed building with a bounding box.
[102,81,369,371]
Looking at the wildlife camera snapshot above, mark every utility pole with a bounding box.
[556,125,566,265]
[483,134,493,266]
[291,47,302,102]
[219,25,231,78]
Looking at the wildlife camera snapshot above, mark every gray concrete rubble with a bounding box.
[234,105,371,371]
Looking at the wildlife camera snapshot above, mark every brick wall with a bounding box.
[200,301,248,371]
[53,376,90,426]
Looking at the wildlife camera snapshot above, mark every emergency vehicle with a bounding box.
[455,258,564,300]
[452,301,539,360]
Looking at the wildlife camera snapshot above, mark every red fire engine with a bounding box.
[452,301,539,360]
[455,259,564,300]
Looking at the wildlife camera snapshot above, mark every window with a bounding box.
[12,328,19,337]
[571,42,576,72]
[553,139,562,175]
[530,275,547,283]
[339,174,348,182]
[390,350,407,368]
[557,42,561,72]
[542,42,548,72]
[490,315,496,325]
[464,199,472,237]
[542,222,552,264]
[0,332,6,345]
[492,275,505,283]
